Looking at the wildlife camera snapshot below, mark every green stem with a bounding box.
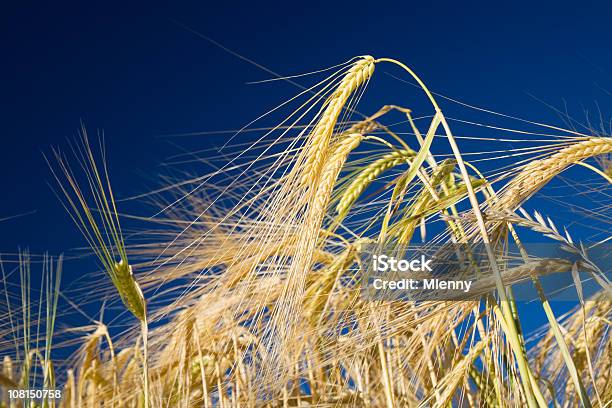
[141,317,149,408]
[376,57,543,407]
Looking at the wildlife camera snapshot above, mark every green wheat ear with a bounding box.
[113,259,146,322]
[48,126,150,406]
[47,127,147,321]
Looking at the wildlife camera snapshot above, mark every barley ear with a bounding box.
[336,148,417,219]
[113,260,147,322]
[300,56,375,186]
[497,137,612,211]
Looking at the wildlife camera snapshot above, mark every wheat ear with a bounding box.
[311,132,364,219]
[336,148,417,218]
[496,137,612,211]
[48,129,149,406]
[300,57,375,186]
[113,260,146,322]
[395,159,456,244]
[303,248,356,325]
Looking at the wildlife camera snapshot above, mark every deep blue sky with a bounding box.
[2,1,610,252]
[1,2,610,334]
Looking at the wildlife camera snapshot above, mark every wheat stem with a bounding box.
[377,57,544,408]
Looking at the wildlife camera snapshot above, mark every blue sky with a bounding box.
[1,1,610,338]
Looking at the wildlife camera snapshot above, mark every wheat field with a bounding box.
[1,56,611,407]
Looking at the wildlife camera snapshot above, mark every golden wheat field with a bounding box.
[1,55,611,408]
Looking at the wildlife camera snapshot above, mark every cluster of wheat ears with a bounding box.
[1,56,611,407]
